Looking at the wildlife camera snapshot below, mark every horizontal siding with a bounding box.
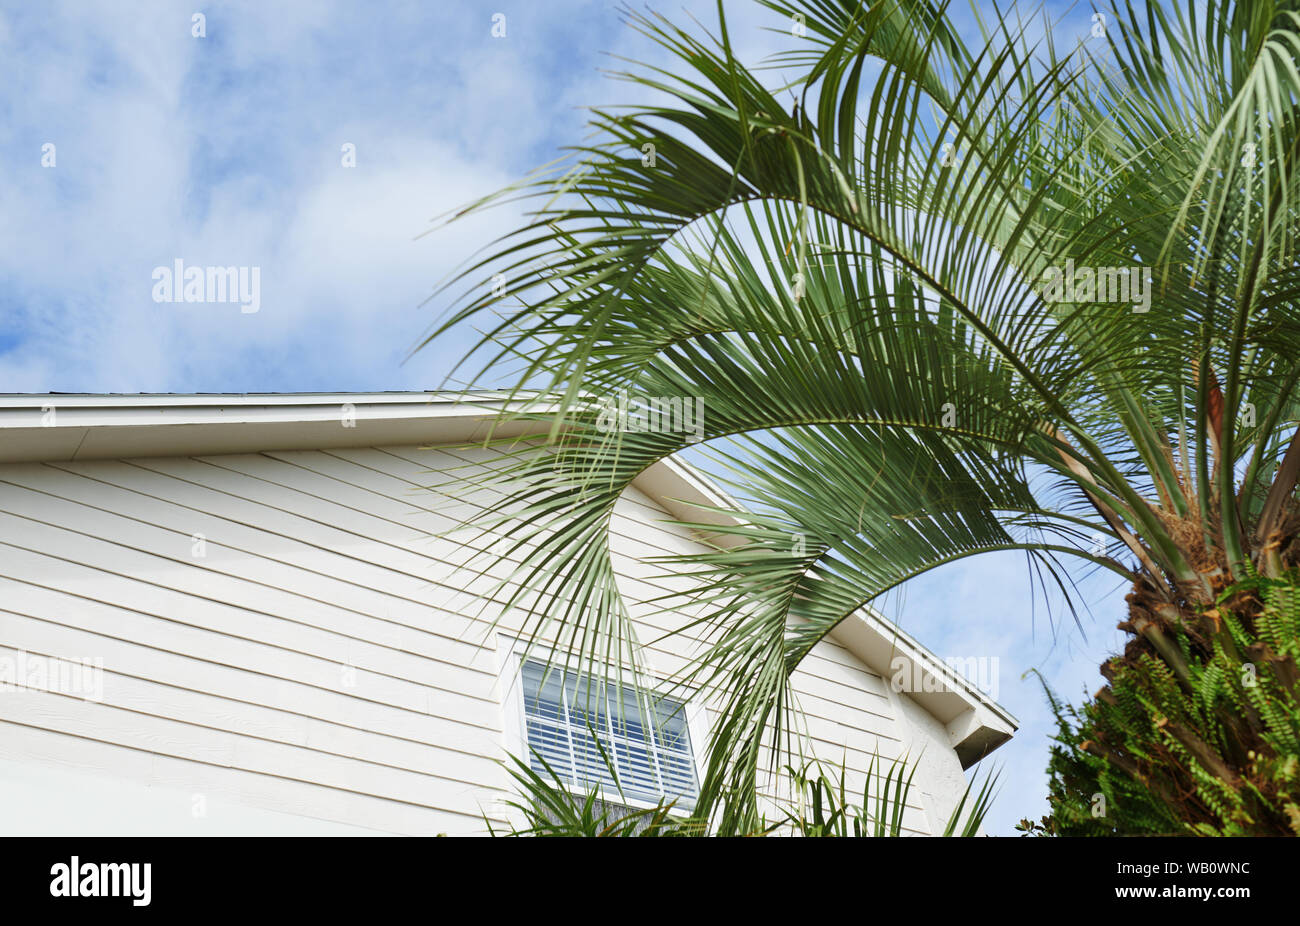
[0,444,961,835]
[0,721,480,835]
[0,613,502,761]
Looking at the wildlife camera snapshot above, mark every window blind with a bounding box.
[519,659,699,807]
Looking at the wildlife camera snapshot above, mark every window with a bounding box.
[518,658,699,807]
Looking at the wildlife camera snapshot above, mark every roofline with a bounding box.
[0,391,1017,763]
[0,392,519,406]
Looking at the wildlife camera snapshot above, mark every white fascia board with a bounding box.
[0,392,553,463]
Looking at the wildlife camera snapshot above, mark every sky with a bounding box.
[0,0,1125,835]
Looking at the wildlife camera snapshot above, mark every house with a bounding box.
[0,392,1016,835]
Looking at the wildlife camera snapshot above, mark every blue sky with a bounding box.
[0,0,1123,835]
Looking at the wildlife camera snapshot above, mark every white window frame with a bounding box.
[496,634,710,813]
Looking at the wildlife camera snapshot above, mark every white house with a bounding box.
[0,392,1015,835]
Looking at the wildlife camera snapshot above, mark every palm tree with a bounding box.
[425,0,1300,834]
